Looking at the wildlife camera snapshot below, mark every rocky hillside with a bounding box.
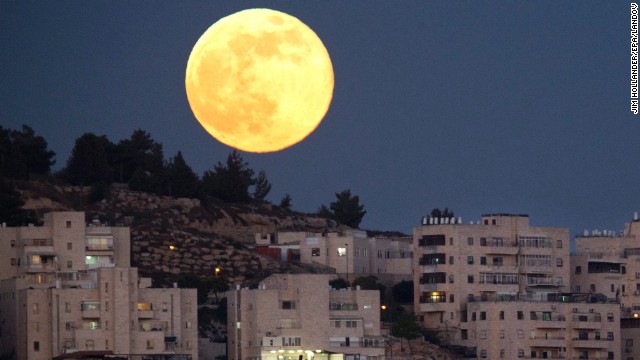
[19,180,341,286]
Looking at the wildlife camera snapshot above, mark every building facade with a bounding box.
[255,230,412,286]
[0,212,197,360]
[226,274,385,360]
[571,214,640,360]
[413,213,621,358]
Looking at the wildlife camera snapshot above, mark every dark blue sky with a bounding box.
[2,1,638,239]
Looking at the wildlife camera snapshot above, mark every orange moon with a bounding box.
[185,9,334,153]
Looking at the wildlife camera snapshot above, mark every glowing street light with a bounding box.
[169,245,176,251]
[215,267,221,277]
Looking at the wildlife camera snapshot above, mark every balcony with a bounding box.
[529,336,566,348]
[526,277,563,287]
[571,338,611,349]
[26,261,59,273]
[138,310,154,319]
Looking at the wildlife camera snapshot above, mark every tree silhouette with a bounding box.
[202,151,255,202]
[167,151,200,198]
[0,125,55,180]
[329,189,366,228]
[279,194,292,211]
[392,280,414,304]
[0,178,36,226]
[430,207,454,219]
[391,312,423,354]
[63,133,113,185]
[252,170,271,201]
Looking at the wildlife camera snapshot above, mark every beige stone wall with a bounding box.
[227,274,385,360]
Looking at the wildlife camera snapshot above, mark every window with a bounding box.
[377,250,382,258]
[595,331,601,340]
[467,256,474,265]
[346,320,357,328]
[461,329,468,340]
[542,312,551,321]
[531,351,537,358]
[449,274,454,283]
[576,266,582,274]
[146,340,154,350]
[607,332,614,340]
[33,303,39,314]
[518,349,524,358]
[467,275,474,283]
[186,341,192,350]
[105,302,109,312]
[185,321,192,329]
[10,240,15,247]
[67,260,72,269]
[556,258,563,267]
[11,258,16,266]
[105,282,108,293]
[530,311,537,320]
[556,240,563,248]
[66,322,72,331]
[626,339,634,347]
[467,237,473,245]
[500,330,505,338]
[312,248,320,257]
[334,320,341,328]
[337,248,346,256]
[480,349,487,358]
[517,329,524,339]
[480,257,487,265]
[517,311,523,320]
[493,257,503,266]
[449,256,454,264]
[480,311,486,320]
[106,339,109,349]
[282,301,296,310]
[607,352,613,360]
[449,294,454,303]
[66,221,72,228]
[480,237,487,246]
[500,349,505,358]
[590,284,596,292]
[162,302,168,312]
[499,311,504,320]
[86,340,94,350]
[472,312,476,321]
[67,242,72,250]
[65,302,71,313]
[449,237,453,245]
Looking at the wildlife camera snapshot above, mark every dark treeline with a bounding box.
[0,125,369,228]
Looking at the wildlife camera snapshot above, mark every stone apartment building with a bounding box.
[571,214,640,359]
[226,274,385,360]
[0,211,198,360]
[413,213,621,359]
[255,230,412,286]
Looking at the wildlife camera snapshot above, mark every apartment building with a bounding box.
[0,212,197,360]
[571,213,640,360]
[226,274,385,360]
[413,213,623,358]
[255,230,412,286]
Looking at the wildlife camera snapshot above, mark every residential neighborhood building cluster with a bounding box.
[0,212,197,360]
[2,210,640,360]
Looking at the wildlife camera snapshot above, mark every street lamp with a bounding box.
[215,267,221,277]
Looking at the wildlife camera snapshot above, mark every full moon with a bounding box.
[185,9,334,153]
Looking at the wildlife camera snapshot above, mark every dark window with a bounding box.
[461,329,468,340]
[480,237,487,246]
[467,256,474,265]
[499,311,504,320]
[471,312,476,321]
[467,275,474,284]
[419,235,446,246]
[449,256,454,264]
[467,237,473,245]
[449,294,455,303]
[311,248,320,257]
[530,311,537,320]
[34,341,40,352]
[575,266,581,274]
[66,221,71,228]
[282,301,296,310]
[480,312,486,320]
[480,257,487,265]
[517,311,524,320]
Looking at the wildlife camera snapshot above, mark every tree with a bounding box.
[167,151,200,198]
[279,194,292,211]
[329,278,349,289]
[329,189,366,228]
[0,125,55,179]
[316,204,333,219]
[391,312,423,354]
[391,280,414,304]
[202,151,255,202]
[0,177,36,226]
[252,170,271,200]
[63,133,113,185]
[113,130,166,193]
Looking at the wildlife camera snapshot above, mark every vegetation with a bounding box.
[318,189,366,228]
[390,312,423,354]
[430,207,454,218]
[391,280,414,304]
[0,125,55,180]
[0,177,37,226]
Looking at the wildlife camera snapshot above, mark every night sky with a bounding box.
[2,1,638,240]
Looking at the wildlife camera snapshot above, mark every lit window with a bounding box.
[312,248,320,257]
[337,248,346,256]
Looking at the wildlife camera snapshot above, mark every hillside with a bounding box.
[17,180,343,286]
